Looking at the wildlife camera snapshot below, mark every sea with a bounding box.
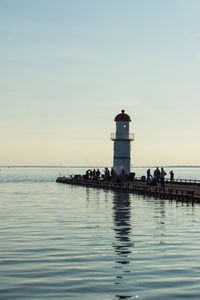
[1,166,200,300]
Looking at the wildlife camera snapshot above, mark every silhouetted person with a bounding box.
[92,169,96,180]
[170,170,174,182]
[96,169,101,181]
[85,169,90,180]
[111,167,115,178]
[147,169,154,185]
[104,167,110,181]
[147,169,151,180]
[160,167,166,188]
[120,168,125,181]
[154,167,160,183]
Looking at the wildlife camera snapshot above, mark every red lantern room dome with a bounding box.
[114,110,131,122]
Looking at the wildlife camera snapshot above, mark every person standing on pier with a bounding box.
[104,167,110,181]
[160,167,167,188]
[146,169,151,185]
[170,170,174,182]
[153,167,160,183]
[111,167,116,179]
[96,169,101,181]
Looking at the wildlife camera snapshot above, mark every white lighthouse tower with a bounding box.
[111,110,134,175]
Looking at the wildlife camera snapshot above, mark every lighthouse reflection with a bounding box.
[112,192,133,265]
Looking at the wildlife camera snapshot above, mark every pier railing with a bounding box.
[58,176,200,186]
[165,178,200,184]
[134,177,200,185]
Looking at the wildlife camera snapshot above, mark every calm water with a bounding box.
[1,167,200,299]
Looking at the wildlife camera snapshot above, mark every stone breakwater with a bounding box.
[56,177,200,203]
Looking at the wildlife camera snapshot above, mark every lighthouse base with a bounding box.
[113,157,131,175]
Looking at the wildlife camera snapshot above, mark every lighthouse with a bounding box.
[111,110,134,175]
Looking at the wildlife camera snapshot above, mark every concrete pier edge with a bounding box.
[56,177,200,203]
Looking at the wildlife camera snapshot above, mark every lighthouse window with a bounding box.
[123,125,127,128]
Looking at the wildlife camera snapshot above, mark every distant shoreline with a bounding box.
[1,165,200,168]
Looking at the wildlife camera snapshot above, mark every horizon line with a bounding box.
[1,165,200,168]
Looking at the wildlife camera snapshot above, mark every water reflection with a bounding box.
[112,192,133,260]
[112,192,134,298]
[153,199,166,224]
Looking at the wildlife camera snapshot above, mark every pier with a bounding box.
[56,110,200,204]
[56,176,200,203]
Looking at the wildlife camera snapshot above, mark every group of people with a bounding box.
[84,167,175,187]
[104,167,118,181]
[85,169,101,181]
[85,167,124,182]
[146,167,174,188]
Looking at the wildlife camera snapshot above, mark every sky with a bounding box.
[0,0,200,166]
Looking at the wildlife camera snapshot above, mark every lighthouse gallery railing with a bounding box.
[111,133,134,140]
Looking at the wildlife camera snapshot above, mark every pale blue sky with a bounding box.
[0,0,200,166]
